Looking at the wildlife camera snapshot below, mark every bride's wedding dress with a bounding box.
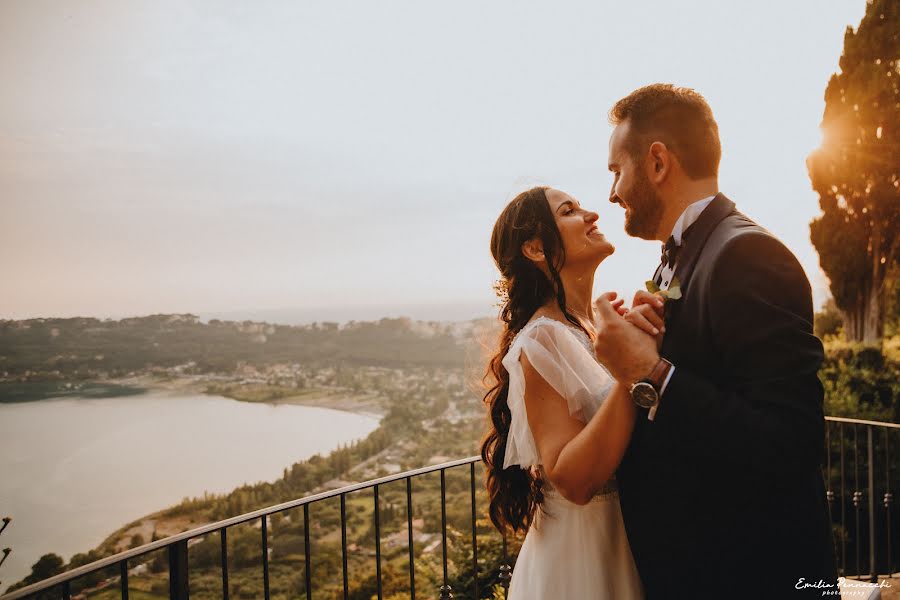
[501,316,644,600]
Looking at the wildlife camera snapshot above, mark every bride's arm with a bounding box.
[522,353,636,505]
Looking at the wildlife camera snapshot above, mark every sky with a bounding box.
[1,0,869,323]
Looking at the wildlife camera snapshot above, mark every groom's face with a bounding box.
[608,121,664,240]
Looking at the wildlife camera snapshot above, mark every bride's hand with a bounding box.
[623,291,666,349]
[597,291,628,317]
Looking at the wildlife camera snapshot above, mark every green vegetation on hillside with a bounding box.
[0,315,468,388]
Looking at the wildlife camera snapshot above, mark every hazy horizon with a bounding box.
[2,1,868,321]
[1,302,495,326]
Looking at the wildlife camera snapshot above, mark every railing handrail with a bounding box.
[1,455,481,599]
[825,415,900,429]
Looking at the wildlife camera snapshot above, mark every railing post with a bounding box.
[438,469,453,600]
[406,477,416,600]
[825,421,837,571]
[499,531,512,595]
[168,539,189,600]
[826,422,835,516]
[261,516,270,600]
[840,424,846,575]
[854,425,862,577]
[867,426,876,582]
[120,559,129,600]
[885,429,894,578]
[220,528,229,600]
[374,485,383,600]
[470,462,479,600]
[303,504,312,599]
[341,493,349,600]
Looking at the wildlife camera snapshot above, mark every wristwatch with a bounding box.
[629,358,674,421]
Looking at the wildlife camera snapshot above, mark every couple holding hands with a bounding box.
[481,84,836,599]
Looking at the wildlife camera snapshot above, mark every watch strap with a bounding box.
[644,358,673,422]
[646,358,674,391]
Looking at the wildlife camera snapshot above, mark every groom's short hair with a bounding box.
[609,84,721,179]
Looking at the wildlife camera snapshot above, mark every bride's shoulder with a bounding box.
[511,315,577,347]
[518,314,562,335]
[509,313,596,361]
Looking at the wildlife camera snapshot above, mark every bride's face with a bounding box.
[545,188,615,266]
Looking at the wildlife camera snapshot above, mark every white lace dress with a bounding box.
[502,316,644,600]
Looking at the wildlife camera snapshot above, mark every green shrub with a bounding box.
[820,339,899,422]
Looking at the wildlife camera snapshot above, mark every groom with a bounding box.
[593,84,836,598]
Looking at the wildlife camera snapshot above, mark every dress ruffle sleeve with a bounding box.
[500,318,615,469]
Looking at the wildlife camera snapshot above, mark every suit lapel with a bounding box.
[650,261,664,287]
[657,193,736,363]
[671,193,735,292]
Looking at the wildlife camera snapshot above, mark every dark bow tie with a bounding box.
[660,223,696,269]
[661,236,680,269]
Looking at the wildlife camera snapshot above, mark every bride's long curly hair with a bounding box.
[481,186,590,535]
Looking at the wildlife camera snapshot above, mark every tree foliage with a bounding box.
[0,314,466,389]
[814,298,844,339]
[807,0,900,342]
[4,554,64,598]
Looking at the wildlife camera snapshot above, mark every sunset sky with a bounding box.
[1,1,867,323]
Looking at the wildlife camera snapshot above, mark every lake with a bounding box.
[0,390,380,591]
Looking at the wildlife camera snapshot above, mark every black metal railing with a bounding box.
[823,416,899,582]
[2,416,897,599]
[0,456,504,600]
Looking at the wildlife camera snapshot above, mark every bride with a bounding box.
[482,186,650,599]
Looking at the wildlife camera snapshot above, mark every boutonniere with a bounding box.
[645,276,682,301]
[646,277,682,321]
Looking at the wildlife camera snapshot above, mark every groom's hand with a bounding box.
[593,296,660,384]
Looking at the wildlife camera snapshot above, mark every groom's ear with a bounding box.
[648,141,671,183]
[521,238,545,263]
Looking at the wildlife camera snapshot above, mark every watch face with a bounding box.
[630,382,658,409]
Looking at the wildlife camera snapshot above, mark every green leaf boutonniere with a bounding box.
[645,276,683,301]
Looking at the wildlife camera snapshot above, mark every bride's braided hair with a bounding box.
[481,186,590,535]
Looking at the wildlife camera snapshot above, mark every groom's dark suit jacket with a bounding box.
[617,194,836,599]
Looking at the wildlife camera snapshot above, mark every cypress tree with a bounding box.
[807,0,899,342]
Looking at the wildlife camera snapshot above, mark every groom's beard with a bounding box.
[623,170,664,240]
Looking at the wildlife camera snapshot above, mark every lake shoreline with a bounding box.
[0,384,384,593]
[0,381,147,403]
[0,375,388,419]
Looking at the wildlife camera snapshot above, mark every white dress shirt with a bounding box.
[657,195,716,291]
[658,195,716,401]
